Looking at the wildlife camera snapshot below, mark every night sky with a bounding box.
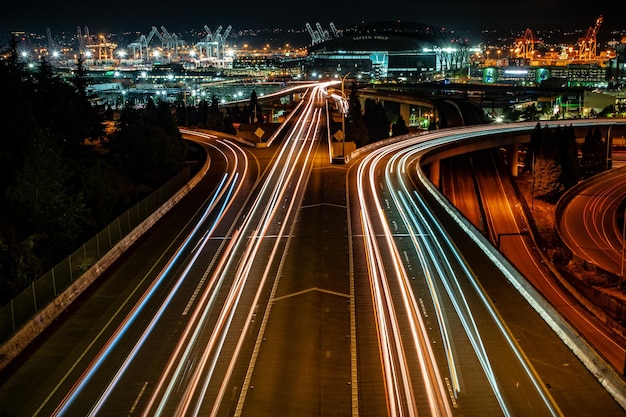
[0,1,615,38]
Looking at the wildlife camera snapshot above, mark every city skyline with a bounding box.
[0,2,616,39]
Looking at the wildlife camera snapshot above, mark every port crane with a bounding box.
[196,25,232,60]
[513,28,542,60]
[127,26,162,61]
[578,15,602,60]
[306,22,341,45]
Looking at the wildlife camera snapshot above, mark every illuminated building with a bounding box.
[304,21,470,82]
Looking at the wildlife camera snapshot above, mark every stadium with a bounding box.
[304,21,471,82]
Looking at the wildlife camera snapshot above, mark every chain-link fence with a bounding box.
[0,167,191,344]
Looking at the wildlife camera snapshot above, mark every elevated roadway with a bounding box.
[444,147,626,377]
[1,96,625,416]
[348,119,626,416]
[556,165,626,278]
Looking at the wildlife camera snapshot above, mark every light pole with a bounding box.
[619,205,626,279]
[531,150,535,210]
[606,125,614,171]
[341,72,351,158]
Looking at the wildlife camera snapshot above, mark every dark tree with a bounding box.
[107,105,187,187]
[580,126,605,177]
[503,105,522,122]
[206,95,224,131]
[364,98,389,143]
[344,82,368,147]
[69,54,105,146]
[533,127,563,202]
[521,103,541,121]
[0,38,38,195]
[223,112,237,135]
[3,34,24,73]
[557,124,580,189]
[176,104,187,126]
[391,114,410,137]
[249,90,261,122]
[197,99,209,127]
[70,54,89,98]
[105,105,115,121]
[232,103,242,123]
[28,55,103,151]
[0,36,189,302]
[6,130,89,267]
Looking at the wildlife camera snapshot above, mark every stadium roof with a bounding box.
[308,21,468,53]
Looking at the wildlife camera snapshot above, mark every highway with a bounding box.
[557,165,626,277]
[0,84,332,416]
[445,147,626,378]
[348,126,624,416]
[1,91,626,416]
[62,86,326,416]
[2,127,263,416]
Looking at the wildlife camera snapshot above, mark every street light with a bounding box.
[531,150,535,210]
[619,205,626,279]
[606,124,614,171]
[341,72,351,158]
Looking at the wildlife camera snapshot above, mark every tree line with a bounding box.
[0,36,188,305]
[523,122,609,203]
[174,89,263,135]
[342,81,409,148]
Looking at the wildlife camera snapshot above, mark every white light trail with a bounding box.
[141,86,327,416]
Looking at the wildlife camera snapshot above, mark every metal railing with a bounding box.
[0,167,191,344]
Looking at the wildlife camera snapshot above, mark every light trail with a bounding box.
[50,134,249,417]
[390,149,516,416]
[139,85,327,416]
[412,128,626,413]
[45,98,626,417]
[353,122,591,416]
[357,147,452,417]
[560,167,626,273]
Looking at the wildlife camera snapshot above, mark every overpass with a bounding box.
[419,120,626,188]
[232,83,626,188]
[221,81,491,131]
[358,87,490,129]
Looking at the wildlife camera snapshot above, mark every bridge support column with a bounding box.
[400,103,410,127]
[507,143,519,177]
[429,159,440,188]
